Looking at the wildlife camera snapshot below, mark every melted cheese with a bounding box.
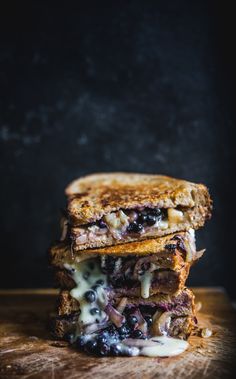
[139,271,153,299]
[65,259,108,328]
[140,336,188,357]
[158,219,169,230]
[122,336,189,357]
[167,208,184,224]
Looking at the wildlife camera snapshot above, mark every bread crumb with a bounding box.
[201,328,212,338]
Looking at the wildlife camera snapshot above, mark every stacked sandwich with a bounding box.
[49,173,212,357]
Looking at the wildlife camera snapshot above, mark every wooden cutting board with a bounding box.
[0,288,235,379]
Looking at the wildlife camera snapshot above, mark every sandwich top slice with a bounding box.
[64,173,212,250]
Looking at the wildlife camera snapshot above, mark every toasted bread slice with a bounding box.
[50,230,201,268]
[55,263,190,296]
[66,173,211,222]
[64,173,212,250]
[114,287,195,313]
[52,288,196,340]
[50,231,202,298]
[56,287,195,317]
[51,313,196,340]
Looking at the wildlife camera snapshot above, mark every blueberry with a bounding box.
[165,243,177,250]
[68,267,75,275]
[127,221,143,233]
[107,325,117,335]
[76,336,86,349]
[150,208,162,217]
[84,290,96,303]
[144,315,153,327]
[88,262,95,270]
[83,271,90,280]
[90,222,97,226]
[105,327,117,339]
[64,332,75,344]
[96,332,108,344]
[110,344,120,356]
[98,219,107,229]
[137,213,147,224]
[114,277,124,287]
[85,339,98,354]
[90,308,100,315]
[146,214,157,226]
[118,325,126,334]
[118,325,130,338]
[131,329,143,338]
[128,315,138,327]
[98,342,110,356]
[96,279,104,285]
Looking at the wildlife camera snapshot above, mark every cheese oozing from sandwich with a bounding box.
[62,256,191,357]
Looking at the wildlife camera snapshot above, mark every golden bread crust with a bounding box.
[49,230,199,268]
[66,172,212,226]
[51,288,196,340]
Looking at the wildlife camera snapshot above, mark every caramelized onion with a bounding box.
[116,297,128,313]
[194,249,205,261]
[74,255,98,264]
[151,311,172,336]
[133,256,157,278]
[104,303,125,328]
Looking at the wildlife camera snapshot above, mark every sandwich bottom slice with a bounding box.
[51,288,197,357]
[54,287,196,337]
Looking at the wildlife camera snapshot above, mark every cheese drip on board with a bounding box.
[122,336,189,357]
[64,258,108,328]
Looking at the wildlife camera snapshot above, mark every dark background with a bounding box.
[0,1,235,297]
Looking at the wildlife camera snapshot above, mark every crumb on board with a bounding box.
[201,328,212,338]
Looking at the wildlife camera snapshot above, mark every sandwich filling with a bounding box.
[61,254,194,357]
[65,207,189,248]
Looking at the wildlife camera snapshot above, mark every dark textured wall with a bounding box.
[0,1,235,296]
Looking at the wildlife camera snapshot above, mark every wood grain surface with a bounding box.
[0,288,235,379]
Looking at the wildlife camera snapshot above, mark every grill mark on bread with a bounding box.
[66,173,212,228]
[64,174,212,250]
